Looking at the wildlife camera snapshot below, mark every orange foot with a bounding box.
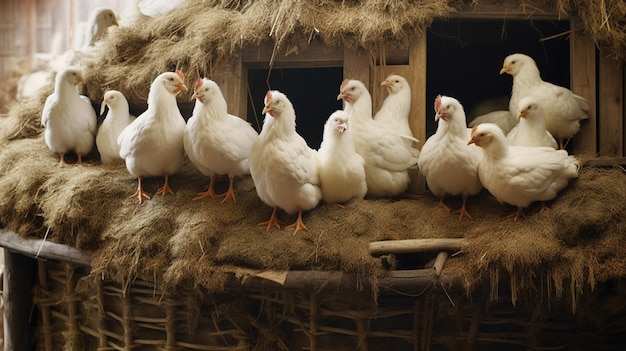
[507,207,526,222]
[217,176,237,204]
[193,175,217,200]
[155,174,174,196]
[259,207,281,232]
[438,195,451,213]
[286,209,308,236]
[130,176,151,204]
[452,195,473,220]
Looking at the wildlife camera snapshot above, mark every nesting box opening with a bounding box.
[426,19,571,135]
[247,67,344,149]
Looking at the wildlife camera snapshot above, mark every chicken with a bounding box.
[41,66,97,165]
[318,110,367,205]
[374,73,414,138]
[184,78,258,203]
[249,90,321,235]
[468,110,517,134]
[337,79,419,197]
[117,70,187,203]
[500,53,589,149]
[96,90,135,165]
[506,96,558,149]
[138,0,187,17]
[468,123,580,221]
[418,95,482,220]
[83,8,119,48]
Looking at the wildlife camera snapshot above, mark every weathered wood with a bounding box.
[369,238,466,256]
[598,50,624,157]
[36,259,53,351]
[242,40,343,68]
[570,18,597,155]
[408,32,428,194]
[583,157,626,167]
[214,53,247,119]
[0,230,92,267]
[343,47,371,87]
[454,0,564,19]
[3,248,37,351]
[433,251,449,277]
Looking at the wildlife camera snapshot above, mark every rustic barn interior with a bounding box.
[0,1,625,350]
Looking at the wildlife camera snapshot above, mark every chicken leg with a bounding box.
[193,175,218,201]
[286,209,308,236]
[453,194,473,220]
[259,207,281,232]
[155,173,174,196]
[217,176,237,204]
[130,176,151,204]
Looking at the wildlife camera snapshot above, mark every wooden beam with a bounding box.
[343,46,371,87]
[369,238,466,256]
[409,32,428,194]
[0,230,92,267]
[3,248,37,351]
[598,51,624,156]
[453,0,565,20]
[570,18,597,155]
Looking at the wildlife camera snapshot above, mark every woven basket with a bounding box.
[33,258,626,351]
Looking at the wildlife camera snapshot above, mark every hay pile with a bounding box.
[1,109,626,307]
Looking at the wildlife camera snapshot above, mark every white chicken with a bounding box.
[41,66,97,165]
[418,95,482,220]
[83,8,119,48]
[374,73,414,138]
[318,110,367,205]
[468,123,580,221]
[117,70,187,203]
[184,78,258,203]
[500,53,589,149]
[337,79,420,197]
[96,90,135,165]
[506,96,558,149]
[249,90,321,235]
[138,0,187,17]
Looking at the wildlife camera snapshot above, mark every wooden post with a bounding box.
[3,249,37,351]
[343,47,371,87]
[214,54,247,119]
[408,31,427,194]
[570,18,597,155]
[598,50,624,156]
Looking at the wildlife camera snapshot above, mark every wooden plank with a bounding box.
[598,51,624,156]
[214,54,247,119]
[570,18,597,155]
[343,46,371,87]
[409,32,427,194]
[369,238,466,256]
[3,248,37,351]
[0,230,92,266]
[583,157,626,168]
[454,0,563,19]
[242,40,343,68]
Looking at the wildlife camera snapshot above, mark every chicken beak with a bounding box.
[336,92,344,101]
[173,83,188,95]
[338,123,348,133]
[76,76,85,85]
[517,110,527,119]
[190,91,199,101]
[435,112,447,122]
[262,105,271,115]
[499,66,509,75]
[467,137,476,146]
[99,101,107,115]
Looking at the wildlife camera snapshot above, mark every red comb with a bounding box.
[386,72,395,78]
[264,91,272,104]
[175,69,184,81]
[471,125,478,135]
[340,79,349,91]
[194,77,202,92]
[434,94,442,112]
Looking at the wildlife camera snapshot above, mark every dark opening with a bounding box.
[426,19,571,135]
[247,67,344,149]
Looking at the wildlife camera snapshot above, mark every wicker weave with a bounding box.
[34,259,626,351]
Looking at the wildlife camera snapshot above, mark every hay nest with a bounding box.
[1,110,626,307]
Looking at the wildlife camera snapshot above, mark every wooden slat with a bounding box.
[214,53,247,119]
[343,46,371,87]
[242,40,343,68]
[369,238,466,256]
[3,248,37,351]
[454,0,563,19]
[409,33,427,194]
[0,230,92,266]
[570,18,597,155]
[598,51,624,157]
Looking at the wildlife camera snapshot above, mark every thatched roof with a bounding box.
[77,0,626,105]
